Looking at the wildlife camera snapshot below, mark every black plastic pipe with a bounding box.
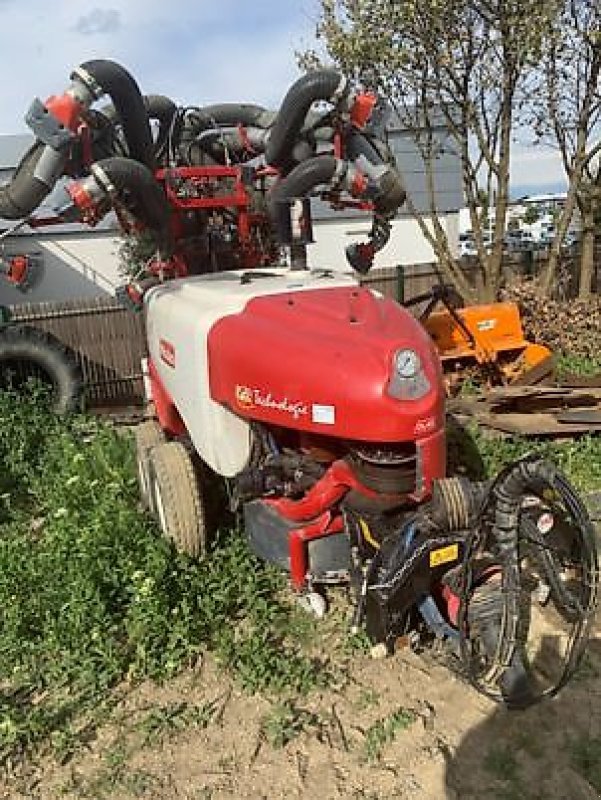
[266,70,345,171]
[79,60,156,169]
[94,156,169,234]
[144,94,177,156]
[200,103,273,129]
[0,143,52,220]
[269,154,338,208]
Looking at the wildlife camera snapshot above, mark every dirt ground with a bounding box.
[2,615,600,800]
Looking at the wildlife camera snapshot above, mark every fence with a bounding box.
[8,252,600,407]
[9,295,146,407]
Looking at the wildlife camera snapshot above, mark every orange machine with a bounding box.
[405,286,554,388]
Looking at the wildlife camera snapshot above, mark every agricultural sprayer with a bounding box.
[0,58,597,707]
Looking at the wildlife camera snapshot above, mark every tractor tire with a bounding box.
[135,419,165,512]
[149,440,207,557]
[0,324,82,414]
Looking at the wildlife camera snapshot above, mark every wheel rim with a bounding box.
[154,480,168,535]
[137,453,151,505]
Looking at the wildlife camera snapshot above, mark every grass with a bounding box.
[568,735,601,793]
[261,701,323,748]
[448,418,601,493]
[2,384,601,776]
[0,390,325,765]
[362,707,416,762]
[136,698,224,745]
[556,353,601,378]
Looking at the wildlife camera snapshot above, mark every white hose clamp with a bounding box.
[70,66,103,102]
[330,158,348,192]
[90,163,116,198]
[331,74,348,104]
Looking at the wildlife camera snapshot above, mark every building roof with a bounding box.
[0,134,34,170]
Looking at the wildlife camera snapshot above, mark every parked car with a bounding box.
[503,230,536,253]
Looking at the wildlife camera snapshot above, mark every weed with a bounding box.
[354,687,380,711]
[0,391,326,764]
[556,353,601,378]
[137,699,219,745]
[568,735,601,793]
[483,745,519,781]
[344,628,372,655]
[363,707,416,761]
[261,701,322,748]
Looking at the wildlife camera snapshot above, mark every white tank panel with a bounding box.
[145,267,357,476]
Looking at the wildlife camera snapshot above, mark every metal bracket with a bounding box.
[25,97,73,150]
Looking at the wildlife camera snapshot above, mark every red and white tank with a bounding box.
[145,267,445,480]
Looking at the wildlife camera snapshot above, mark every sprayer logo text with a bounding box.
[235,385,308,420]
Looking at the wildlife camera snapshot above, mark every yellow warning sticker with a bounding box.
[429,543,459,568]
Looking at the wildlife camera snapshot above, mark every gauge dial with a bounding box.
[395,349,420,379]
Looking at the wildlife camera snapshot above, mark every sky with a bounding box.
[0,1,319,130]
[0,0,566,195]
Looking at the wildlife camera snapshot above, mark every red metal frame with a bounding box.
[288,512,344,589]
[148,358,186,437]
[154,164,273,270]
[266,460,382,523]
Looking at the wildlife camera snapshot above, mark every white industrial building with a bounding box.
[0,122,461,305]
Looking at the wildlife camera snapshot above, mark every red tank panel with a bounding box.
[208,286,445,444]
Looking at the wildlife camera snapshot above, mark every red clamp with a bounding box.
[44,92,84,133]
[350,92,377,130]
[237,124,257,155]
[66,181,103,225]
[5,255,29,286]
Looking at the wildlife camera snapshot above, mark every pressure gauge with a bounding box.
[394,349,421,379]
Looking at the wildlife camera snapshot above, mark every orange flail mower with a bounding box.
[406,286,554,388]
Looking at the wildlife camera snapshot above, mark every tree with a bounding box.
[529,0,601,297]
[577,144,601,297]
[303,0,560,302]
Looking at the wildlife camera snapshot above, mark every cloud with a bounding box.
[510,143,567,188]
[0,1,319,134]
[74,8,121,36]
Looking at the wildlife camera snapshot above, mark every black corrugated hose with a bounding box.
[457,455,598,707]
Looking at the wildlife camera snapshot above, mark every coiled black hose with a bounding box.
[458,455,598,706]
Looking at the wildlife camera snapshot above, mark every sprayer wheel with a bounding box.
[135,419,166,512]
[148,440,207,557]
[0,325,82,413]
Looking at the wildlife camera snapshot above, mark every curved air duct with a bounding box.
[101,93,177,158]
[0,143,53,220]
[93,157,170,235]
[265,70,346,171]
[268,155,338,213]
[0,58,157,221]
[144,94,177,152]
[80,60,156,170]
[199,103,273,130]
[193,126,268,163]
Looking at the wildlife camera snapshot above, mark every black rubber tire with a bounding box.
[135,419,166,512]
[149,440,207,557]
[0,325,82,414]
